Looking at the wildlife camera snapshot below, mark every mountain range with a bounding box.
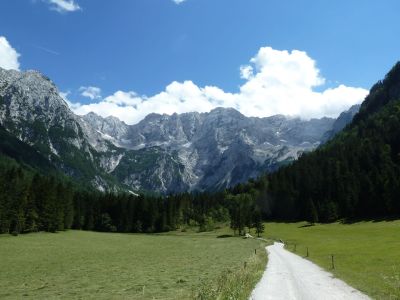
[0,67,359,194]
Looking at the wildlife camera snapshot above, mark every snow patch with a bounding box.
[49,139,59,156]
[218,145,229,153]
[129,190,139,196]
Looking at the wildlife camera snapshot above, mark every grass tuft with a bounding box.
[193,241,267,300]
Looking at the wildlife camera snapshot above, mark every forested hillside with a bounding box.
[264,62,400,222]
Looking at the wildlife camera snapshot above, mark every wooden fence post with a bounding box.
[306,247,309,257]
[331,254,335,269]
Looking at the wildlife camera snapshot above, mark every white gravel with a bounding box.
[250,242,370,300]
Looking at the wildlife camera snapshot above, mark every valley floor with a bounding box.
[0,228,266,300]
[261,221,400,299]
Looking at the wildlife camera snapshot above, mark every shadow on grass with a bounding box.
[341,215,400,224]
[217,234,233,239]
[298,223,315,228]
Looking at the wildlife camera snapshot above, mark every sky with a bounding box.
[1,0,400,124]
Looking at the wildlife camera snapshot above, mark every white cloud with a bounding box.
[79,86,102,100]
[240,65,254,80]
[172,0,186,4]
[0,36,21,71]
[59,91,70,100]
[47,0,81,13]
[59,91,82,110]
[68,46,369,125]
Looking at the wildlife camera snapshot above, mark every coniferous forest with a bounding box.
[264,62,400,222]
[1,63,400,235]
[0,151,266,235]
[0,158,222,234]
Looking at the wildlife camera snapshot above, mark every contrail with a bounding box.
[32,44,60,55]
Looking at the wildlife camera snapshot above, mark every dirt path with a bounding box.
[250,242,370,300]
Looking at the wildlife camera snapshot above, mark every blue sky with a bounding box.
[1,0,400,124]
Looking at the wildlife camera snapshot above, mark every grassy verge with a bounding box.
[263,221,400,299]
[193,240,267,300]
[0,228,267,299]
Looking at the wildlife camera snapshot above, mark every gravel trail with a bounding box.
[250,242,370,300]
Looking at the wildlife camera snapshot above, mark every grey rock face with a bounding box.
[0,67,356,194]
[0,68,116,190]
[321,104,361,142]
[81,112,130,147]
[85,106,335,192]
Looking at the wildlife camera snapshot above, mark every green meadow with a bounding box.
[0,229,266,300]
[264,221,400,299]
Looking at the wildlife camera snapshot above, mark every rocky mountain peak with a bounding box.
[0,67,73,128]
[0,67,360,194]
[321,104,361,142]
[208,106,244,116]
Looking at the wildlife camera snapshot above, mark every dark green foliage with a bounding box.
[29,120,51,155]
[226,191,261,235]
[67,191,231,234]
[262,62,400,222]
[353,62,400,125]
[0,125,55,172]
[253,209,264,237]
[0,167,28,233]
[0,154,232,234]
[306,198,319,224]
[0,158,74,234]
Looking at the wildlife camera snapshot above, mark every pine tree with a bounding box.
[253,209,264,237]
[306,198,319,225]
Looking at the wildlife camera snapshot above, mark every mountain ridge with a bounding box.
[0,67,359,194]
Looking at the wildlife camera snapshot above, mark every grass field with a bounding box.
[0,228,266,300]
[263,221,400,299]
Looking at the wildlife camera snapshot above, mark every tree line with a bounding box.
[0,161,74,234]
[0,156,264,235]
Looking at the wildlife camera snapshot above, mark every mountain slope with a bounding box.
[264,62,400,221]
[86,108,337,192]
[353,62,400,125]
[321,104,360,142]
[0,124,55,172]
[0,68,121,190]
[0,67,357,194]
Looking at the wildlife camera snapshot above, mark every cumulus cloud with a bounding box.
[172,0,186,4]
[79,86,102,100]
[47,0,81,13]
[0,36,21,71]
[59,91,70,101]
[68,46,369,125]
[240,65,254,80]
